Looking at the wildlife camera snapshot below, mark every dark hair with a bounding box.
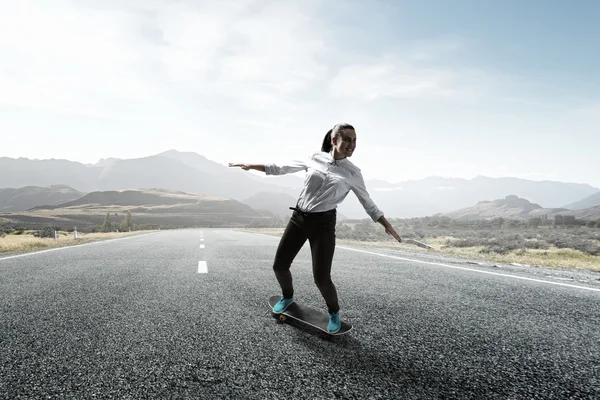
[321,123,355,152]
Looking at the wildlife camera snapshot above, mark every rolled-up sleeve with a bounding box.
[264,157,309,175]
[350,170,384,222]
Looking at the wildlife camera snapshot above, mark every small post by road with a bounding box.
[74,227,78,240]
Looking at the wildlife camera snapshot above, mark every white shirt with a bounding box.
[265,151,384,222]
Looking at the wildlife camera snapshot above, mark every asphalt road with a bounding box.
[1,229,599,399]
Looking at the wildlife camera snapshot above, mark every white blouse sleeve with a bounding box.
[350,169,384,222]
[264,155,311,175]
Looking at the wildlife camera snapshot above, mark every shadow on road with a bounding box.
[271,317,416,390]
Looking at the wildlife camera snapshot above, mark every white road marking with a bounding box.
[200,244,205,249]
[240,231,600,293]
[335,246,600,293]
[198,261,208,273]
[201,238,204,242]
[0,232,161,262]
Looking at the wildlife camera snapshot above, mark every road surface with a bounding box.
[1,229,599,399]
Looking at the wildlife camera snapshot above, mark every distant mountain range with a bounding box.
[446,195,600,221]
[563,192,600,210]
[1,150,599,219]
[2,189,275,229]
[0,185,84,212]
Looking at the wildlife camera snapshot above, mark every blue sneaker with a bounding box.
[328,312,341,333]
[272,296,295,313]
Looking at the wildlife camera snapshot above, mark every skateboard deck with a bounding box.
[404,238,434,249]
[269,295,352,336]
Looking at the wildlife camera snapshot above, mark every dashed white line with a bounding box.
[200,244,205,249]
[198,261,208,273]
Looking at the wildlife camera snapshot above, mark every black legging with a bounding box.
[272,208,339,314]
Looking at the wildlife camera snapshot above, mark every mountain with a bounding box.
[0,157,101,192]
[5,188,276,229]
[242,191,300,220]
[445,195,545,220]
[373,175,598,215]
[0,153,299,203]
[90,157,122,168]
[0,185,85,212]
[1,152,598,219]
[563,191,600,210]
[447,195,600,221]
[565,205,600,220]
[337,186,440,220]
[158,149,305,190]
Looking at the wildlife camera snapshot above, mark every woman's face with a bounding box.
[333,129,356,158]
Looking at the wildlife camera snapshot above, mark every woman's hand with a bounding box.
[377,216,402,243]
[228,163,250,170]
[385,225,402,243]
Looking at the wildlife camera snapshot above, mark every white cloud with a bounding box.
[329,62,456,101]
[0,0,329,117]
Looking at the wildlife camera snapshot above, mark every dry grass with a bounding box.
[0,231,156,255]
[237,228,600,272]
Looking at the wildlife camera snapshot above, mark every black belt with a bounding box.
[289,206,336,216]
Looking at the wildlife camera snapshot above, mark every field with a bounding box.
[0,230,156,255]
[239,217,600,272]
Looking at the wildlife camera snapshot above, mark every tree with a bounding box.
[553,214,564,228]
[528,217,541,229]
[120,210,132,231]
[492,217,504,228]
[101,212,112,232]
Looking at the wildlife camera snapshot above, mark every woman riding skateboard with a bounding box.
[229,123,402,333]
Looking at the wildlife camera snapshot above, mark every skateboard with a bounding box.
[269,295,352,337]
[404,238,434,249]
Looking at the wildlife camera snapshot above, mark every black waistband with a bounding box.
[289,206,336,216]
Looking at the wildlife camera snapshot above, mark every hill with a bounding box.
[445,195,545,220]
[447,195,600,221]
[2,188,279,230]
[0,185,85,212]
[563,191,600,210]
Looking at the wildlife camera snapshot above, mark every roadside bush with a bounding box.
[523,240,550,250]
[332,217,600,257]
[571,241,600,256]
[446,238,483,248]
[33,227,56,238]
[479,245,511,255]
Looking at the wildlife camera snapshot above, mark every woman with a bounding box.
[229,123,402,333]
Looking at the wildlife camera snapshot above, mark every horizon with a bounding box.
[3,149,599,189]
[1,1,599,187]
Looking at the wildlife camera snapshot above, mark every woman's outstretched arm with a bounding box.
[228,163,265,172]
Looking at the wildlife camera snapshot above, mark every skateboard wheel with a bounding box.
[279,315,287,321]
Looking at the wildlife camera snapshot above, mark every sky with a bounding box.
[1,0,599,187]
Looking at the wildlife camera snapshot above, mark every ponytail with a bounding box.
[321,129,333,152]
